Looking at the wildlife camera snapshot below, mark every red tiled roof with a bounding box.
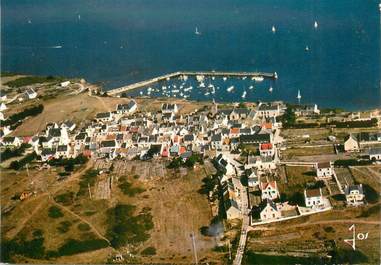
[230,128,239,134]
[260,143,273,150]
[262,123,272,129]
[179,146,186,154]
[261,181,277,190]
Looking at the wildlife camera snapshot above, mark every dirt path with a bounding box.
[253,219,381,231]
[6,194,49,239]
[6,162,93,240]
[50,199,111,245]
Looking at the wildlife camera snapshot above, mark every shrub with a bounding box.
[54,238,109,256]
[4,76,63,87]
[106,204,154,248]
[0,144,31,162]
[9,152,37,170]
[54,191,74,206]
[48,206,64,218]
[141,247,156,256]
[57,221,72,234]
[118,180,145,197]
[2,104,44,128]
[78,223,91,232]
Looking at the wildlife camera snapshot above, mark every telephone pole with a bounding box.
[190,232,198,264]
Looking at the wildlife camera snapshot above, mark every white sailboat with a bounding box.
[272,25,276,33]
[227,86,234,92]
[297,89,302,104]
[274,72,278,79]
[269,86,273,93]
[305,46,310,51]
[314,21,318,29]
[241,91,247,99]
[195,27,201,35]
[249,85,254,90]
[252,76,264,82]
[223,77,227,81]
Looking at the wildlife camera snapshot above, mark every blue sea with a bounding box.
[2,0,380,110]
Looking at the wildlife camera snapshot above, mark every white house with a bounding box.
[345,184,365,206]
[225,199,241,219]
[56,145,71,158]
[0,103,7,111]
[257,103,281,118]
[344,134,359,152]
[96,112,113,122]
[260,181,280,200]
[260,200,282,221]
[215,153,235,176]
[116,100,137,114]
[60,81,71,87]
[246,168,259,187]
[25,88,37,99]
[304,188,324,208]
[315,161,334,179]
[161,103,178,114]
[259,143,275,157]
[369,147,381,161]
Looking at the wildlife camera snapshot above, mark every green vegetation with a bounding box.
[48,155,88,173]
[77,169,99,196]
[334,159,372,167]
[9,152,37,170]
[77,223,91,232]
[57,221,72,234]
[54,191,75,206]
[362,184,379,203]
[106,204,154,248]
[1,71,19,77]
[48,206,64,218]
[46,238,109,258]
[4,75,63,87]
[1,229,45,262]
[280,106,296,128]
[358,204,380,218]
[118,178,145,197]
[0,143,31,162]
[329,248,369,264]
[167,153,203,169]
[141,246,156,256]
[2,104,44,129]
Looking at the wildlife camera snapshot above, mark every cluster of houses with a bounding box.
[0,100,287,163]
[0,96,372,226]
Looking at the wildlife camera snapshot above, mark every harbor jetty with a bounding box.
[107,71,277,96]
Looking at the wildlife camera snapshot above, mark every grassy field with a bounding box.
[247,206,380,264]
[283,145,335,158]
[277,166,316,198]
[1,158,222,263]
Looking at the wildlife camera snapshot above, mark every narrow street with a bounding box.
[233,182,250,265]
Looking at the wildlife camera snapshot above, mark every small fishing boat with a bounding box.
[199,82,206,88]
[223,77,227,81]
[305,46,310,51]
[269,86,273,93]
[227,86,234,92]
[274,72,278,79]
[195,27,201,35]
[204,92,210,96]
[252,76,264,82]
[272,25,276,33]
[241,91,247,99]
[249,85,254,90]
[242,76,247,80]
[314,21,318,29]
